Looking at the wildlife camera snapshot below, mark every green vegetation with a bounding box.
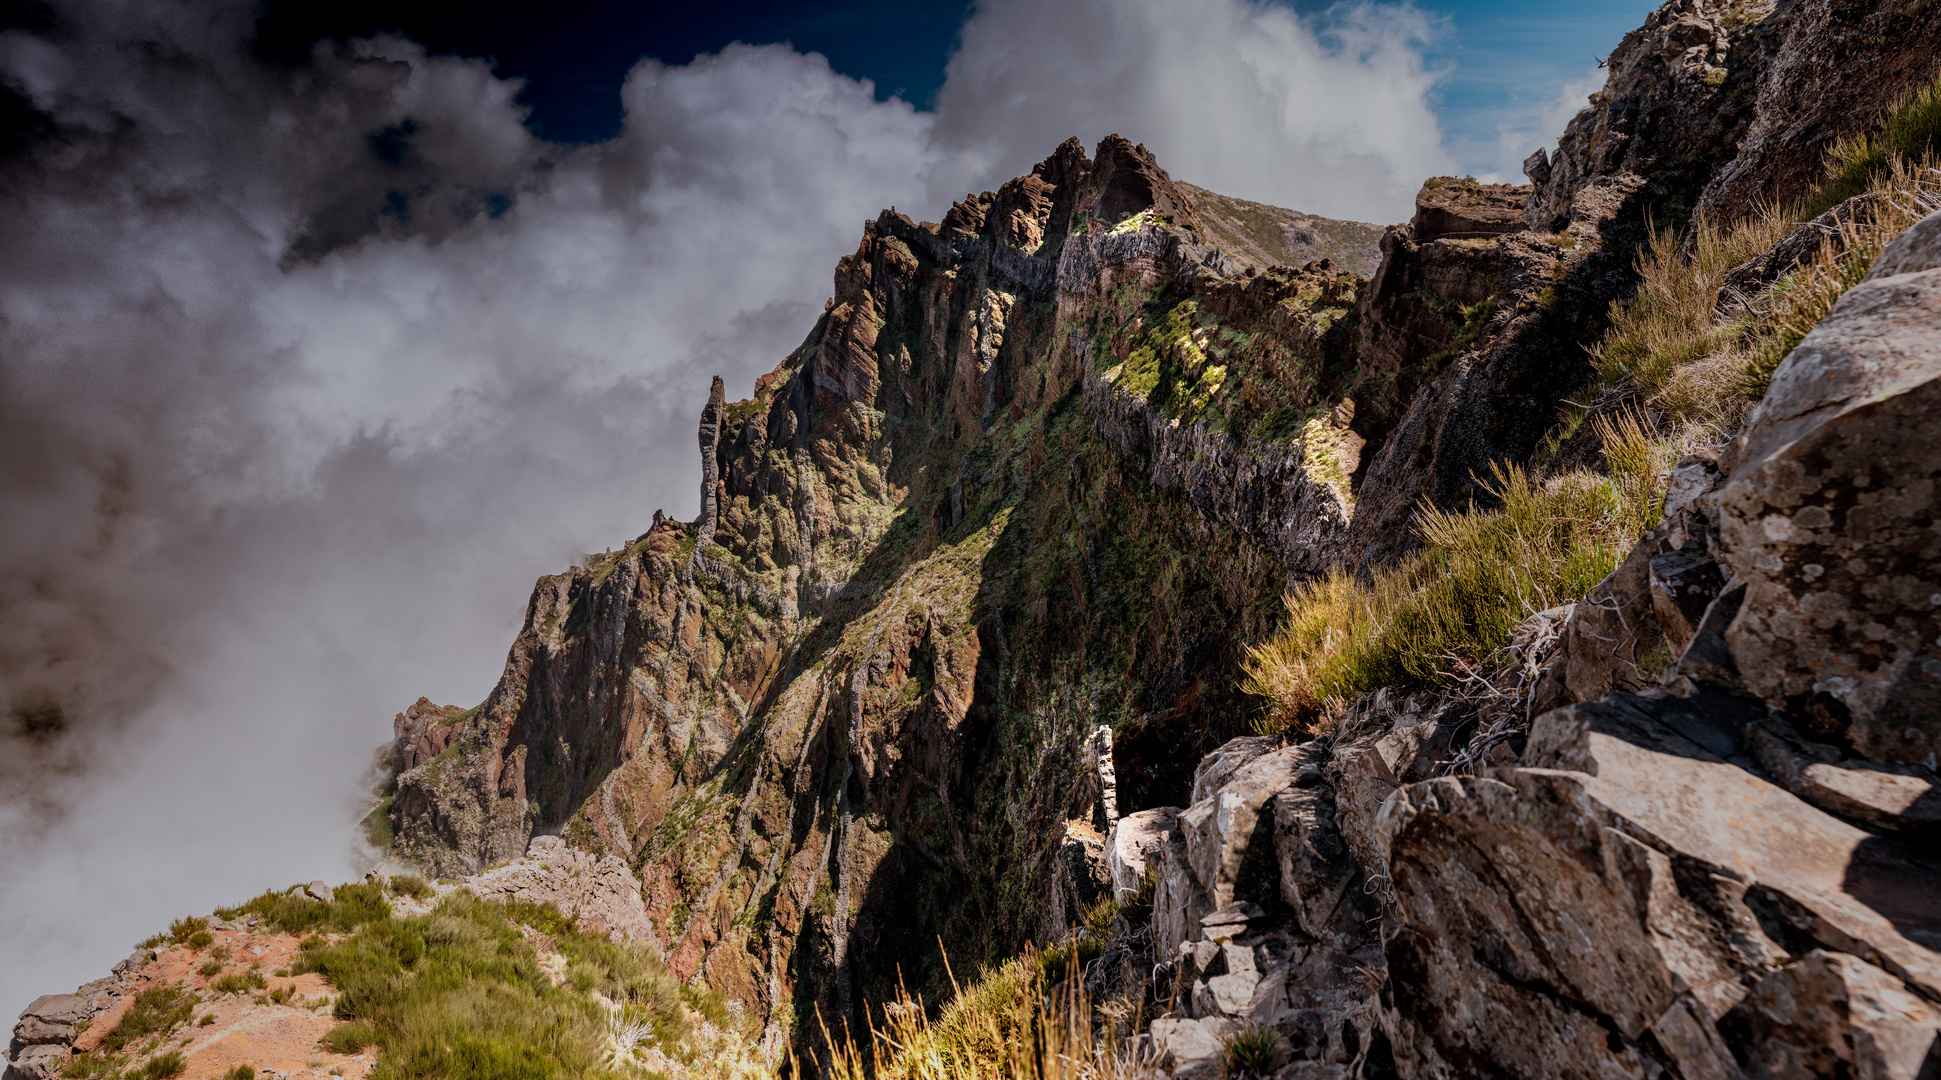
[128,1052,185,1080]
[167,918,208,945]
[385,874,434,900]
[1221,1022,1287,1078]
[102,987,196,1054]
[217,882,391,936]
[1246,78,1941,734]
[211,971,266,995]
[289,891,732,1080]
[362,798,395,851]
[319,1021,379,1054]
[1245,416,1671,731]
[221,1066,256,1080]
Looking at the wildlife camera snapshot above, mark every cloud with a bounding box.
[0,0,1449,1012]
[936,0,1455,222]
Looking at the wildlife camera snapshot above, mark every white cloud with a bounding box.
[0,0,1450,1012]
[936,0,1455,222]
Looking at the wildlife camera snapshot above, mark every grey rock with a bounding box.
[1272,772,1367,944]
[1716,209,1941,765]
[5,1044,66,1080]
[1107,807,1179,904]
[1649,540,1726,654]
[1153,825,1211,956]
[1719,949,1941,1080]
[304,880,334,903]
[1746,721,1941,832]
[1522,146,1551,184]
[1523,692,1941,999]
[1190,735,1281,806]
[1181,746,1303,910]
[1150,1015,1236,1075]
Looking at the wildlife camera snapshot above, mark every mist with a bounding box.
[0,0,1453,1010]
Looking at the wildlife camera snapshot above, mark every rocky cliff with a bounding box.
[372,0,1941,1061]
[12,0,1941,1076]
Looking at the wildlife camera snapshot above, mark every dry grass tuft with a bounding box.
[1243,414,1674,734]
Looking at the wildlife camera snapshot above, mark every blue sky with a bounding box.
[257,0,1662,177]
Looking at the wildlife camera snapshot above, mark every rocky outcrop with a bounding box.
[1527,0,1941,230]
[360,1,1941,1066]
[6,962,140,1080]
[1716,210,1941,765]
[1410,176,1528,241]
[462,834,658,945]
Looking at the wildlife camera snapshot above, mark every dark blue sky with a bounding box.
[256,0,1660,171]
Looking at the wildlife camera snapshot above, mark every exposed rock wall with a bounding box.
[365,0,1941,1067]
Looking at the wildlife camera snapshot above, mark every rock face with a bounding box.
[463,834,658,944]
[6,972,132,1080]
[377,132,1412,1044]
[353,0,1941,1066]
[1527,0,1941,230]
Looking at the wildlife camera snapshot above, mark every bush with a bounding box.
[131,1052,186,1080]
[385,875,433,901]
[212,972,267,995]
[1221,1023,1287,1078]
[167,918,208,946]
[221,1067,256,1080]
[319,1021,378,1054]
[102,987,195,1052]
[234,882,390,936]
[197,960,223,979]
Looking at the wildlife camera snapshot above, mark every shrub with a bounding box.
[1221,1022,1287,1078]
[131,1052,186,1080]
[186,931,215,951]
[212,972,267,995]
[102,987,195,1053]
[319,1021,378,1054]
[60,1052,119,1078]
[234,882,390,936]
[1590,206,1791,423]
[167,918,208,946]
[197,960,223,978]
[221,1067,255,1080]
[385,875,433,901]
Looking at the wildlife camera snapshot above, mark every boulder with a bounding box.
[304,881,334,903]
[1745,721,1941,832]
[1180,746,1306,910]
[1271,775,1368,944]
[1191,735,1280,805]
[1382,686,1941,1076]
[1107,807,1180,904]
[1716,209,1941,766]
[4,1044,67,1080]
[1149,1016,1236,1079]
